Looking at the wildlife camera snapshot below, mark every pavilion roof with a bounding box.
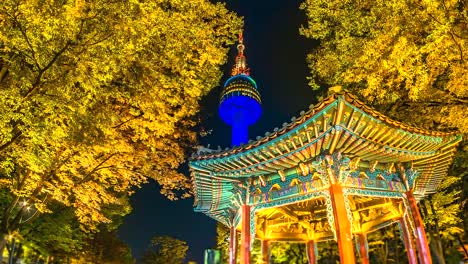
[190,92,461,224]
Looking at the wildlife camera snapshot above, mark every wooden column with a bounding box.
[261,239,269,264]
[240,205,251,264]
[399,217,418,264]
[330,184,356,264]
[406,191,432,264]
[357,233,369,264]
[229,225,237,264]
[306,240,317,264]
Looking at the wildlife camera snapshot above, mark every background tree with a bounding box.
[215,222,230,263]
[0,0,242,257]
[21,206,87,261]
[300,0,467,130]
[300,0,467,262]
[1,197,134,263]
[76,229,135,264]
[420,176,465,263]
[367,224,407,264]
[141,236,188,264]
[316,240,339,264]
[270,242,308,264]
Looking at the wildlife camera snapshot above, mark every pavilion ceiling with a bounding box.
[253,196,404,242]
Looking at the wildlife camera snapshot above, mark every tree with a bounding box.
[21,206,87,260]
[215,222,230,263]
[75,229,135,264]
[17,198,134,264]
[300,0,467,262]
[421,176,464,263]
[270,242,308,264]
[367,224,407,264]
[141,236,188,264]
[0,0,242,258]
[316,240,339,264]
[300,0,467,135]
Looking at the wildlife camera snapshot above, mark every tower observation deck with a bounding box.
[219,33,262,146]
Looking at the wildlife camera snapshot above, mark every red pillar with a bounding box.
[330,184,356,264]
[307,240,317,264]
[240,205,251,264]
[261,239,269,264]
[357,233,369,264]
[229,225,237,264]
[399,217,418,264]
[406,191,432,264]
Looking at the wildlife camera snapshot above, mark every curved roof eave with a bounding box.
[191,92,461,162]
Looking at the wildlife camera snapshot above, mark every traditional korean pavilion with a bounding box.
[189,35,462,264]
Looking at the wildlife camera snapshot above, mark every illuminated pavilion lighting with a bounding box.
[218,32,261,147]
[190,32,462,264]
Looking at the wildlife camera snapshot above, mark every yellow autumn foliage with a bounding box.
[301,0,467,133]
[0,0,242,231]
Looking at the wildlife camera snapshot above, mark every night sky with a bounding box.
[118,0,317,262]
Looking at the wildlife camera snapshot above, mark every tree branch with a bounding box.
[0,65,8,83]
[0,131,22,154]
[449,29,464,62]
[402,98,468,107]
[13,15,40,71]
[23,41,71,100]
[9,208,25,231]
[112,113,143,128]
[76,154,116,185]
[16,169,31,191]
[1,197,19,232]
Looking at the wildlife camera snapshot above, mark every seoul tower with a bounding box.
[219,33,262,146]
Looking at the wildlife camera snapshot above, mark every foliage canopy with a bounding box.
[0,0,241,235]
[301,0,467,133]
[141,236,188,264]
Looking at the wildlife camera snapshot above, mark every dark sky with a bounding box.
[118,0,317,263]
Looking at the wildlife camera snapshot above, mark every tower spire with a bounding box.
[231,32,250,76]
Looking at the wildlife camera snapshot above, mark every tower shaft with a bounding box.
[231,119,248,146]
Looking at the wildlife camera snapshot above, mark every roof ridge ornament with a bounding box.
[232,32,250,76]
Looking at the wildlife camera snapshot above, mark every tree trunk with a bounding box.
[420,200,445,264]
[0,64,8,83]
[427,199,446,264]
[0,235,7,264]
[394,224,400,264]
[34,254,40,264]
[8,238,16,264]
[384,240,388,264]
[457,235,468,259]
[12,242,22,264]
[429,242,446,264]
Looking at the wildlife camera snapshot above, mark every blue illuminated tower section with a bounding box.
[219,33,262,146]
